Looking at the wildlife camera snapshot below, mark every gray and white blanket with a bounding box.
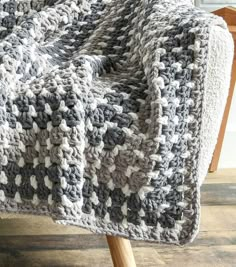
[0,0,234,245]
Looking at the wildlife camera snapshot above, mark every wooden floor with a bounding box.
[0,169,236,267]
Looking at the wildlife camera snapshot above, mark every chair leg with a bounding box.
[106,235,136,267]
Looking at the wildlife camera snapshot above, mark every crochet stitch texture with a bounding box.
[0,0,233,245]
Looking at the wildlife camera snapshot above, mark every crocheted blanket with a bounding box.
[0,0,233,245]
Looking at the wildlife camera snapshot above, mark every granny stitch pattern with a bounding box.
[0,0,233,245]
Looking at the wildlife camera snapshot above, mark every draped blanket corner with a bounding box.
[0,0,233,245]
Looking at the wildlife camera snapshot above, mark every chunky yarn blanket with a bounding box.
[0,0,234,245]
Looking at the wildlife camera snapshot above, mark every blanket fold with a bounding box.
[0,0,234,245]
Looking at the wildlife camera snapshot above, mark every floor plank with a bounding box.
[0,216,90,236]
[0,230,236,252]
[0,249,113,267]
[0,245,235,267]
[206,169,236,184]
[201,183,236,205]
[201,205,236,232]
[0,234,107,251]
[153,245,236,267]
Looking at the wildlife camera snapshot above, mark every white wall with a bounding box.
[195,0,236,11]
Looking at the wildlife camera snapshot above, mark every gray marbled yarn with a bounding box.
[0,0,231,245]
